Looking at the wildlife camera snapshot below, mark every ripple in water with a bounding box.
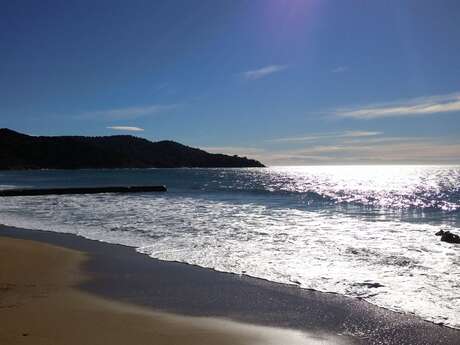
[0,166,459,328]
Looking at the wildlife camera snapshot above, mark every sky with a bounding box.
[1,0,460,165]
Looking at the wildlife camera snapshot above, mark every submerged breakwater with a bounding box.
[0,185,167,196]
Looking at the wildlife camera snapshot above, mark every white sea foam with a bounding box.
[0,166,459,328]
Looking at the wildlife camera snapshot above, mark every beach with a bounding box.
[0,230,348,345]
[1,224,459,345]
[1,167,459,329]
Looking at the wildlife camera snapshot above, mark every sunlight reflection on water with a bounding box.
[0,166,459,328]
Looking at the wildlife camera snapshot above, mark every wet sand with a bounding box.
[0,236,349,345]
[1,225,459,344]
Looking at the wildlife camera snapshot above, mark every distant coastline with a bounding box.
[0,128,264,170]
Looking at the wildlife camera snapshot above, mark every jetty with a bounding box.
[0,185,167,197]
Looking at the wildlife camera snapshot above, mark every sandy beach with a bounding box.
[0,235,349,345]
[1,225,459,345]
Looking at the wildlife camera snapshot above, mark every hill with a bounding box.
[0,129,264,169]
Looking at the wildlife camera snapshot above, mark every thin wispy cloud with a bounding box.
[264,139,459,165]
[335,92,460,119]
[331,66,349,73]
[242,65,288,80]
[78,104,178,120]
[201,146,266,156]
[341,136,422,145]
[298,141,460,163]
[269,130,382,143]
[201,138,459,166]
[205,133,460,166]
[107,126,144,132]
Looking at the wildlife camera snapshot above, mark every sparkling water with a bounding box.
[0,166,459,328]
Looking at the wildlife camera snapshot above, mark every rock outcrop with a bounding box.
[435,230,460,244]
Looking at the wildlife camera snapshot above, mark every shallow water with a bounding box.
[0,166,459,328]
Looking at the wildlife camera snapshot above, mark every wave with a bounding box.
[0,188,459,329]
[206,185,460,211]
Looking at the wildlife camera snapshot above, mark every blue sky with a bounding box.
[1,0,460,165]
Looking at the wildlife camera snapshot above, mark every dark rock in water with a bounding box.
[355,282,384,289]
[435,230,460,244]
[442,232,460,244]
[366,282,384,289]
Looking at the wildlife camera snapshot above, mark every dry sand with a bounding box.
[0,237,347,345]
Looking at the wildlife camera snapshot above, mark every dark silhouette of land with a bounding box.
[0,129,264,169]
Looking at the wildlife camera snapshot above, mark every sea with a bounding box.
[0,166,459,328]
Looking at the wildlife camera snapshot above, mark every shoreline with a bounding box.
[1,224,460,344]
[0,235,347,345]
